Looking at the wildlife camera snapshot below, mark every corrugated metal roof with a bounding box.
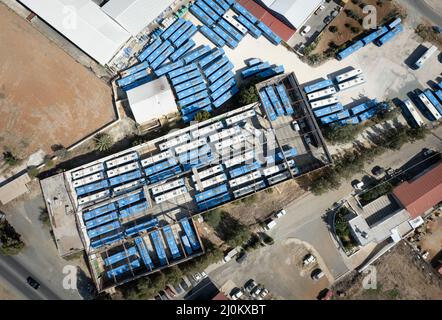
[238,0,296,41]
[19,0,131,65]
[393,162,442,218]
[259,0,324,30]
[102,0,174,36]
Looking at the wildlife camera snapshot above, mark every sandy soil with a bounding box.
[223,179,306,226]
[0,4,115,159]
[333,241,442,300]
[0,283,20,300]
[419,214,442,261]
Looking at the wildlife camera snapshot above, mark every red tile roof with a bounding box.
[212,292,229,300]
[393,162,442,218]
[237,0,296,42]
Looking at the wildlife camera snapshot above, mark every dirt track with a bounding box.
[0,4,115,159]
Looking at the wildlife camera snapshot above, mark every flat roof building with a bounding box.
[259,0,324,30]
[102,0,175,36]
[126,76,178,125]
[19,0,131,65]
[393,162,442,219]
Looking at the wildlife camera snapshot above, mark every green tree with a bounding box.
[94,133,113,152]
[204,209,222,229]
[3,151,18,166]
[329,25,338,33]
[194,110,211,122]
[0,220,25,255]
[239,85,259,105]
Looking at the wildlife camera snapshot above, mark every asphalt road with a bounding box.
[0,192,81,300]
[402,0,442,26]
[0,255,61,300]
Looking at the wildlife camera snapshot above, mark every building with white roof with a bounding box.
[126,76,178,125]
[19,0,131,65]
[259,0,324,30]
[102,0,175,36]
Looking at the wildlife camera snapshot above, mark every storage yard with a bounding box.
[41,70,331,291]
[0,3,115,159]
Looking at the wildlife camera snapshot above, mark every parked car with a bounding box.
[173,283,184,295]
[353,180,364,190]
[26,277,40,290]
[158,290,169,300]
[192,272,207,282]
[372,166,385,176]
[260,288,269,299]
[314,4,325,15]
[323,16,333,24]
[311,268,325,281]
[264,219,277,230]
[230,287,244,300]
[236,251,247,264]
[303,254,316,266]
[274,209,287,219]
[164,285,177,298]
[423,148,435,157]
[292,120,301,131]
[300,25,311,36]
[179,277,191,291]
[251,286,263,298]
[245,279,258,293]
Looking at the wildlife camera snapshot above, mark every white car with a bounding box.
[303,254,316,266]
[260,288,269,299]
[292,120,301,131]
[192,272,207,282]
[231,288,243,300]
[301,25,311,36]
[251,287,263,298]
[274,209,287,218]
[315,4,325,15]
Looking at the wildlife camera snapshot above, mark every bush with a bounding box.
[204,209,222,229]
[238,85,259,105]
[94,133,113,152]
[27,166,39,178]
[359,182,393,206]
[329,26,338,33]
[334,207,357,251]
[3,151,18,166]
[215,212,251,248]
[194,110,211,122]
[0,220,25,255]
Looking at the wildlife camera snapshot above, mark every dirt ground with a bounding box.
[314,0,401,54]
[417,212,442,263]
[223,179,306,226]
[0,283,19,300]
[332,241,442,300]
[0,3,115,160]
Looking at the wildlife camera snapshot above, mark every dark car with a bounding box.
[372,166,385,176]
[236,251,247,264]
[323,16,333,24]
[26,277,40,290]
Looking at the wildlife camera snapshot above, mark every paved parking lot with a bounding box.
[209,238,329,300]
[288,1,341,49]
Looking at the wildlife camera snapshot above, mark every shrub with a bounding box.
[94,133,113,152]
[204,209,222,229]
[329,26,338,33]
[194,110,211,122]
[3,151,18,166]
[0,220,25,255]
